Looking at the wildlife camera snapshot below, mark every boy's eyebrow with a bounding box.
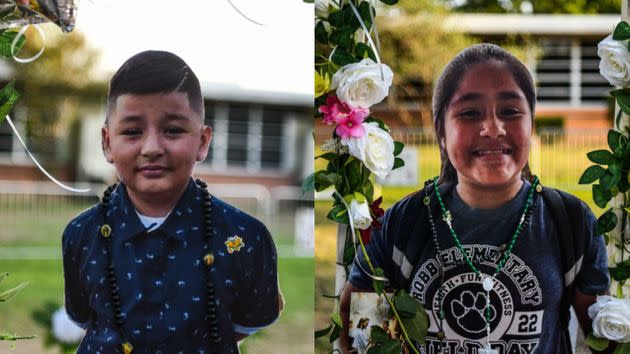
[163,113,193,122]
[118,115,143,124]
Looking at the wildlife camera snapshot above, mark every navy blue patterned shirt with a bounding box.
[62,179,279,353]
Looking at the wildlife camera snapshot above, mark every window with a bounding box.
[203,102,293,173]
[535,38,609,106]
[536,39,571,103]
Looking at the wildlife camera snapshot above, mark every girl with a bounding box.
[340,43,610,353]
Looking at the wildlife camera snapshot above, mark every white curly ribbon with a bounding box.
[11,24,45,64]
[333,189,387,282]
[347,0,385,81]
[5,115,90,193]
[225,0,263,26]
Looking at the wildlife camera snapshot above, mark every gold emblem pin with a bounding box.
[122,341,133,354]
[203,253,215,266]
[100,224,112,238]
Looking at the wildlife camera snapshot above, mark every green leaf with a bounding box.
[355,42,377,62]
[343,231,356,265]
[600,170,616,190]
[609,264,630,281]
[315,324,332,338]
[613,21,630,40]
[585,332,609,351]
[587,150,613,165]
[379,0,399,5]
[614,342,630,354]
[579,165,606,184]
[597,209,618,235]
[608,129,623,151]
[0,282,27,302]
[329,26,354,51]
[610,88,630,97]
[393,290,418,318]
[393,158,405,170]
[0,80,19,124]
[362,179,374,202]
[345,158,365,191]
[357,1,374,30]
[301,173,315,194]
[610,162,623,178]
[593,184,613,209]
[315,20,329,44]
[331,46,356,67]
[400,306,429,344]
[327,204,349,224]
[314,170,342,192]
[372,268,385,295]
[0,31,25,59]
[315,152,337,161]
[329,324,340,343]
[394,142,404,157]
[370,325,389,343]
[331,313,342,328]
[617,94,630,115]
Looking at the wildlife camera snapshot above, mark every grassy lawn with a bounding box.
[0,256,313,354]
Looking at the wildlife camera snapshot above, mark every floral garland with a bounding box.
[578,20,630,352]
[312,0,429,352]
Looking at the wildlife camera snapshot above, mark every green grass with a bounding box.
[0,256,313,353]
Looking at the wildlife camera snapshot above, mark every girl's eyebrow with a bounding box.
[450,90,524,105]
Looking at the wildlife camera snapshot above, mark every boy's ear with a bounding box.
[196,125,212,162]
[101,125,114,163]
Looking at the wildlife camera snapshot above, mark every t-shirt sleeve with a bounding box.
[348,208,396,290]
[574,205,611,295]
[231,222,279,335]
[62,225,90,328]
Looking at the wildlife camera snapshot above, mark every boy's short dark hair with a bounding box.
[106,50,204,121]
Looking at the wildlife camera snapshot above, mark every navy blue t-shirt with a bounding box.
[62,179,279,353]
[349,181,610,353]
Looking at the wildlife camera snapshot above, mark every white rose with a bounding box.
[52,307,86,344]
[598,35,630,87]
[349,198,372,230]
[588,296,630,342]
[342,122,395,178]
[331,58,393,109]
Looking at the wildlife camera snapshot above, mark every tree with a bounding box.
[5,27,105,177]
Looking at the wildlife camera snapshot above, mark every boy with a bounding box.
[62,51,281,353]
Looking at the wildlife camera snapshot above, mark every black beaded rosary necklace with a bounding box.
[422,177,540,353]
[99,179,218,354]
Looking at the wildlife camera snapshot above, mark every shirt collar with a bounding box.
[110,178,200,242]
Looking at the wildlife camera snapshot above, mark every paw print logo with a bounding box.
[450,291,497,333]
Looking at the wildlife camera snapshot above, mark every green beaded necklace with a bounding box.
[431,176,540,354]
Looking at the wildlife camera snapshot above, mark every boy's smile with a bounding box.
[102,92,212,215]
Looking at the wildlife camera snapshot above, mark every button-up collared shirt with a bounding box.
[62,179,279,353]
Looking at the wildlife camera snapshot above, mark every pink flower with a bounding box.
[318,95,368,138]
